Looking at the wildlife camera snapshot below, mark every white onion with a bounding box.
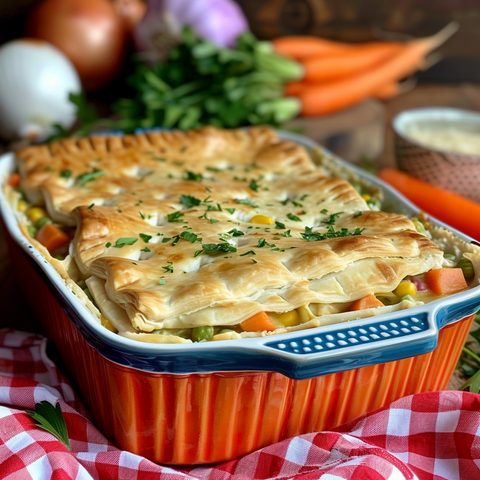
[0,39,81,142]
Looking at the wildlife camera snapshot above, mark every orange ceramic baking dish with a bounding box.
[1,131,480,465]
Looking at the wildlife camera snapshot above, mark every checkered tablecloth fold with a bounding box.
[0,328,479,480]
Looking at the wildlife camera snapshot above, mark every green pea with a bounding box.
[217,329,235,335]
[457,258,474,280]
[401,295,415,303]
[27,225,37,238]
[192,325,214,342]
[36,217,52,229]
[366,198,381,210]
[411,219,426,235]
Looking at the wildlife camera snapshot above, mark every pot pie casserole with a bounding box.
[5,127,480,344]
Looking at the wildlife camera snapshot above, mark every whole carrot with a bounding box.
[302,42,404,83]
[272,36,355,60]
[297,22,458,116]
[378,168,480,241]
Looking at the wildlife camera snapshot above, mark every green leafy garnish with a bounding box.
[194,243,237,256]
[88,203,95,210]
[162,261,174,273]
[240,250,256,256]
[167,211,185,222]
[322,212,344,225]
[183,171,203,181]
[301,226,365,242]
[225,208,235,214]
[140,247,151,252]
[257,238,276,248]
[275,221,286,229]
[227,228,245,236]
[180,231,198,243]
[180,195,201,208]
[26,401,70,450]
[249,179,260,192]
[113,237,138,248]
[236,198,258,208]
[76,168,104,187]
[287,213,302,222]
[139,233,152,243]
[60,169,72,179]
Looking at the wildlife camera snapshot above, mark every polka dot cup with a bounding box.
[393,107,480,203]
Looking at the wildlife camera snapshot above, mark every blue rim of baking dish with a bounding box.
[1,130,480,380]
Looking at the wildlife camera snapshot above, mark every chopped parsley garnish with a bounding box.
[76,168,104,187]
[282,230,292,237]
[249,179,260,192]
[88,203,94,210]
[113,237,138,248]
[105,242,111,248]
[206,166,222,172]
[180,231,199,243]
[162,261,174,273]
[135,200,143,206]
[240,250,256,256]
[354,211,363,218]
[60,169,72,179]
[300,194,309,201]
[159,279,167,285]
[183,171,203,181]
[210,218,219,224]
[257,238,276,248]
[225,208,235,214]
[180,195,201,208]
[140,247,151,253]
[162,237,172,243]
[139,233,152,243]
[301,226,365,242]
[228,228,245,236]
[287,213,302,222]
[275,221,286,229]
[236,198,258,208]
[320,209,328,214]
[194,243,237,257]
[167,211,185,222]
[322,211,344,225]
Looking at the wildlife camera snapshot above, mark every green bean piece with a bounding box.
[83,287,94,302]
[36,217,52,229]
[192,325,214,342]
[457,258,475,280]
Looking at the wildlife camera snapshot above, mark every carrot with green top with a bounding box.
[240,312,276,332]
[425,268,468,296]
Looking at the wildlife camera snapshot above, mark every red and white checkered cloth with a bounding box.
[1,328,480,480]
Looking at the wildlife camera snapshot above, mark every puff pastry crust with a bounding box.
[16,126,445,335]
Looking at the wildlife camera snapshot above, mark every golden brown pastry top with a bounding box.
[16,126,444,333]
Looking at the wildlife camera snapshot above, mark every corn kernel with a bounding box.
[101,314,117,333]
[271,310,300,327]
[26,207,48,225]
[17,200,28,212]
[361,194,371,201]
[394,281,417,298]
[250,214,274,225]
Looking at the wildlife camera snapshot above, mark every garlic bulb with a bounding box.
[0,39,81,142]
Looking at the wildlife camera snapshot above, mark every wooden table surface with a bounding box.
[1,82,479,387]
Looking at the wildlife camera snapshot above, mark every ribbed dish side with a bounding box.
[8,236,474,465]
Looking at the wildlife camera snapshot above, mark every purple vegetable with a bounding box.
[134,0,249,62]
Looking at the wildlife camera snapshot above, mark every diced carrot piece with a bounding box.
[240,312,276,332]
[349,294,384,311]
[424,268,468,295]
[7,172,21,187]
[35,223,70,253]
